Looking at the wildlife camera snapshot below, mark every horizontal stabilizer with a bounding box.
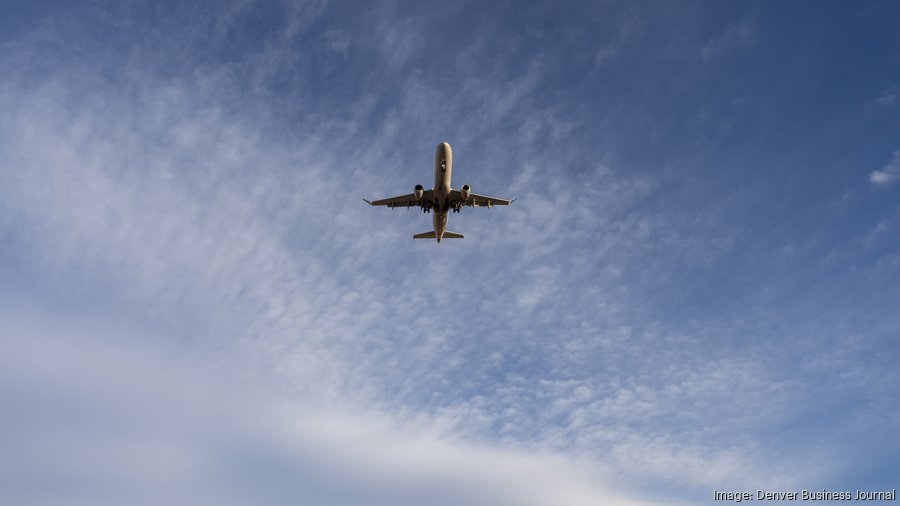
[413,230,465,239]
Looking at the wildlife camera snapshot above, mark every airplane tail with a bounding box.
[413,230,464,240]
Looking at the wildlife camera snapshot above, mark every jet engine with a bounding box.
[460,184,471,201]
[414,184,424,200]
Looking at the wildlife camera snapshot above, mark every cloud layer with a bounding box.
[2,2,899,505]
[870,151,900,186]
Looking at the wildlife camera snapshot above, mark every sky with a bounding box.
[1,1,899,505]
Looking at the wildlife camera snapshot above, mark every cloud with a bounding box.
[0,5,664,505]
[875,89,897,107]
[3,3,900,505]
[702,20,755,59]
[869,150,900,186]
[591,7,641,66]
[1,302,662,506]
[0,38,802,503]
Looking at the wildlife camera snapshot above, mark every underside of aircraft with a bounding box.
[365,142,514,242]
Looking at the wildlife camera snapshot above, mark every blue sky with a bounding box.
[1,1,899,504]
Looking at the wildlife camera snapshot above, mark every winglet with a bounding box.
[510,198,518,204]
[362,198,372,205]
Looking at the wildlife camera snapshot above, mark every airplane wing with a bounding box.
[448,190,515,208]
[365,189,434,208]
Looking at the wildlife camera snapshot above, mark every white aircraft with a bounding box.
[365,142,515,242]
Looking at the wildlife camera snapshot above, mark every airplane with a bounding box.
[364,142,515,242]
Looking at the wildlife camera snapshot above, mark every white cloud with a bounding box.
[0,301,658,506]
[592,7,641,67]
[702,20,755,59]
[4,4,895,505]
[0,9,663,505]
[875,89,897,107]
[869,150,900,186]
[876,93,897,106]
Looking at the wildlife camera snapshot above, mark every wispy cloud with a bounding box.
[875,88,898,107]
[0,304,658,506]
[2,2,900,505]
[702,19,755,59]
[0,4,666,504]
[869,150,900,186]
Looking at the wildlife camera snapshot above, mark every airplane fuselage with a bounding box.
[432,141,453,241]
